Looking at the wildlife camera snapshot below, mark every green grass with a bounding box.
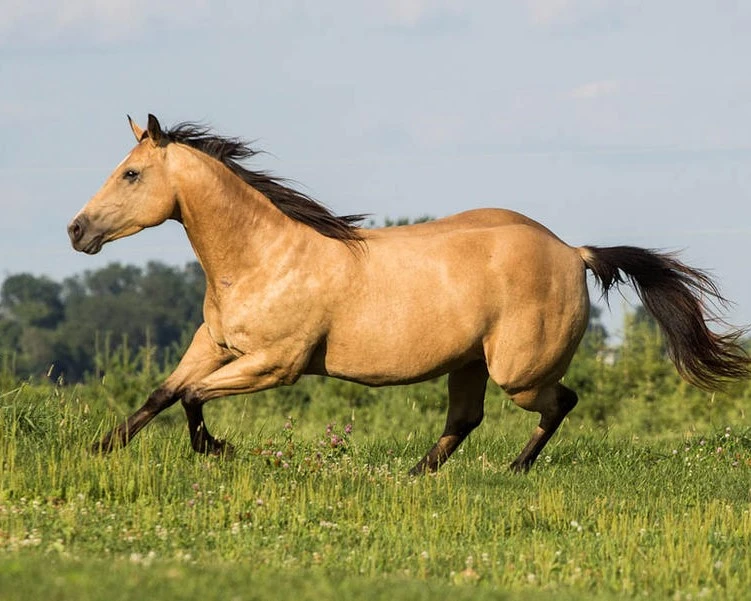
[1,379,751,600]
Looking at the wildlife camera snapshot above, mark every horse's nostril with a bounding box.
[68,219,83,243]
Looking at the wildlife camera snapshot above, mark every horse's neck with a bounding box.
[171,151,318,286]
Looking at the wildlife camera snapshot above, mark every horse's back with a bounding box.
[364,208,562,241]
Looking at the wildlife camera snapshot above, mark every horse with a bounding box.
[67,114,751,473]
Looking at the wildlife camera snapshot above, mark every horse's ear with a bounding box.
[127,115,146,142]
[147,114,164,145]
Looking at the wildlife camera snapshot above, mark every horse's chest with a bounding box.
[204,278,323,357]
[206,305,310,359]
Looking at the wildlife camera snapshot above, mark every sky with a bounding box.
[2,0,751,337]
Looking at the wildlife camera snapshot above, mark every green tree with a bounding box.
[1,273,63,328]
[53,262,206,381]
[0,274,66,378]
[82,264,142,297]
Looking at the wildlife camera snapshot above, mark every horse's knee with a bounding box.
[143,386,178,413]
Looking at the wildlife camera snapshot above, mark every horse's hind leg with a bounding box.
[508,383,578,472]
[409,361,488,475]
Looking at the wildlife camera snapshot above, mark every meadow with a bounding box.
[1,331,751,601]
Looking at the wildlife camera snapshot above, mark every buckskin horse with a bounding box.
[67,115,750,473]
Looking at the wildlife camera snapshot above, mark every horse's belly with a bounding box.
[317,312,487,385]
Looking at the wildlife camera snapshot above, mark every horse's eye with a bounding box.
[123,169,139,182]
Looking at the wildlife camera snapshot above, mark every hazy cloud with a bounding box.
[407,112,467,148]
[527,0,573,25]
[0,1,472,46]
[0,0,210,46]
[526,0,629,32]
[0,99,54,125]
[570,79,620,100]
[379,0,467,28]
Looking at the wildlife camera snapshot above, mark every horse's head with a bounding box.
[68,114,179,254]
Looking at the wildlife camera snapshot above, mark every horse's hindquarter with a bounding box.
[322,224,589,389]
[481,230,590,391]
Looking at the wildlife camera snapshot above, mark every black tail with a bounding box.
[581,245,750,391]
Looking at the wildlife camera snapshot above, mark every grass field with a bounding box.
[1,375,750,600]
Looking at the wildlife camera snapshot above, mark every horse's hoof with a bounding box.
[408,464,426,477]
[209,439,235,458]
[509,459,531,474]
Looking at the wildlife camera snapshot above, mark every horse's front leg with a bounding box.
[181,350,300,452]
[92,324,232,453]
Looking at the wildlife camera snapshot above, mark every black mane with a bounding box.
[163,123,365,243]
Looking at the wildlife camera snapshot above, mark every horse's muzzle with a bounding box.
[67,215,103,254]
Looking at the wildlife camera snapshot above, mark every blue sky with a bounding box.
[2,1,751,336]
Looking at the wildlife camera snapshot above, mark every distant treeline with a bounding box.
[0,262,205,382]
